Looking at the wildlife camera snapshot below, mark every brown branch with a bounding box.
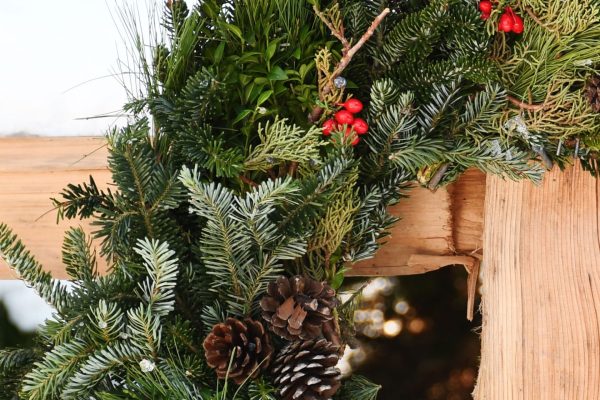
[524,6,560,34]
[330,8,390,79]
[239,175,258,187]
[427,163,450,191]
[309,7,391,123]
[288,161,299,177]
[507,95,547,111]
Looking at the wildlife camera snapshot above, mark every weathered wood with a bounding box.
[0,137,487,280]
[474,161,600,399]
[0,137,111,279]
[348,168,486,276]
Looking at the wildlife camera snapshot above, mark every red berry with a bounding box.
[334,110,355,125]
[498,13,514,32]
[322,119,336,136]
[481,12,490,20]
[352,118,369,135]
[478,0,492,14]
[512,15,524,34]
[341,127,360,146]
[340,98,364,114]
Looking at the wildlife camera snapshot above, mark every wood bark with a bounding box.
[474,161,600,399]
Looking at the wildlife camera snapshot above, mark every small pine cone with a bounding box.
[585,75,600,113]
[203,318,273,384]
[260,276,338,341]
[272,339,342,400]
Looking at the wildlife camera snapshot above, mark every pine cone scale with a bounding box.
[261,276,338,340]
[273,339,342,400]
[203,318,273,384]
[586,76,600,113]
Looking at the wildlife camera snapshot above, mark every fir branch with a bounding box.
[127,305,162,357]
[61,343,143,398]
[180,167,247,306]
[0,223,71,314]
[134,238,180,317]
[21,340,92,400]
[88,300,125,346]
[62,227,98,283]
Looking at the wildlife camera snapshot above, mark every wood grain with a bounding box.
[348,169,486,276]
[474,161,600,399]
[0,137,111,279]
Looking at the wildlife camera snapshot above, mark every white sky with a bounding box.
[0,1,148,136]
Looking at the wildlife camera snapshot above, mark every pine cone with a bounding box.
[586,75,600,113]
[260,276,338,341]
[203,318,273,384]
[272,338,342,400]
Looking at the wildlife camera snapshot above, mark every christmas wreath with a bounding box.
[0,0,598,399]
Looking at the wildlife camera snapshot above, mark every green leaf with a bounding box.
[330,267,347,290]
[223,23,243,42]
[265,41,278,62]
[267,66,288,81]
[256,90,273,107]
[213,41,225,64]
[233,109,253,124]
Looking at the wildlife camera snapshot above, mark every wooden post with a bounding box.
[474,161,600,399]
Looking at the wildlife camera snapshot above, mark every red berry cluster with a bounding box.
[478,2,524,35]
[322,98,369,146]
[498,6,523,34]
[478,0,493,20]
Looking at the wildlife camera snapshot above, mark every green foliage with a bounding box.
[492,0,600,166]
[0,224,70,314]
[62,227,98,282]
[181,168,307,316]
[3,0,597,399]
[335,375,381,400]
[245,117,324,172]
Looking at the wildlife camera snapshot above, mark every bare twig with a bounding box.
[330,8,390,79]
[507,95,547,111]
[239,175,258,187]
[427,163,450,191]
[309,6,390,123]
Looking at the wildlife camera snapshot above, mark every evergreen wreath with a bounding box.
[0,0,598,399]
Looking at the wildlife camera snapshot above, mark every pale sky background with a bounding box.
[0,1,192,331]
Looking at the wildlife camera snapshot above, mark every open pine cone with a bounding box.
[586,75,600,113]
[272,338,342,400]
[203,318,273,384]
[260,276,338,340]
